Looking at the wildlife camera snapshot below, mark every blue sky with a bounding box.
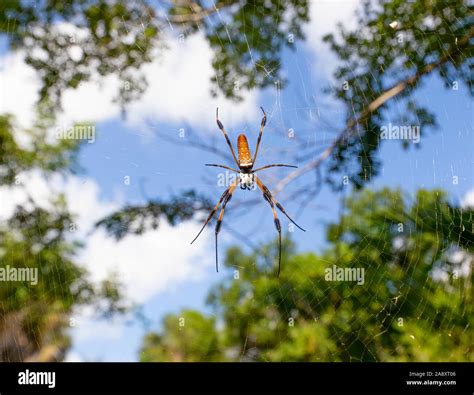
[0,1,472,362]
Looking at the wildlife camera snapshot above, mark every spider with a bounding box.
[191,107,305,276]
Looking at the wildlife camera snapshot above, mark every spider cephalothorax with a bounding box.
[191,107,305,276]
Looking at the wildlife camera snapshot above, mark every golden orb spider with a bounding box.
[191,107,305,276]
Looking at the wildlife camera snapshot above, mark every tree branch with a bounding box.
[168,0,234,24]
[274,26,474,194]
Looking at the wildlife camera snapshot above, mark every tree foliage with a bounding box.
[0,116,126,361]
[323,0,472,188]
[1,0,309,112]
[141,310,221,362]
[95,190,213,240]
[140,188,473,362]
[0,114,80,185]
[202,0,309,99]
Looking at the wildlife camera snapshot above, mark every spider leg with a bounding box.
[252,106,267,165]
[216,108,240,167]
[205,164,240,173]
[256,177,306,232]
[190,178,238,245]
[256,180,282,276]
[214,181,238,272]
[253,164,298,172]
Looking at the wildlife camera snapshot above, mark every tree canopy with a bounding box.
[0,113,126,361]
[322,0,472,188]
[1,0,309,113]
[140,188,473,362]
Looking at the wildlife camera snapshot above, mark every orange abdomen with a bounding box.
[237,134,252,167]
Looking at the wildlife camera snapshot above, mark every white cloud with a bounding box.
[81,222,210,301]
[127,33,259,130]
[0,171,116,234]
[59,74,122,127]
[0,31,259,135]
[68,308,125,344]
[0,51,41,131]
[0,171,212,302]
[304,0,362,79]
[64,351,85,362]
[461,188,474,209]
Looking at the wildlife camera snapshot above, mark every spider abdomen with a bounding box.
[237,134,252,168]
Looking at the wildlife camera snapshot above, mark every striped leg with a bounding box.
[256,177,305,276]
[205,164,240,173]
[190,178,238,245]
[252,107,267,165]
[214,181,238,272]
[256,180,282,276]
[256,177,306,232]
[253,164,297,172]
[216,108,240,167]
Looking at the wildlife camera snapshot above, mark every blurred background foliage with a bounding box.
[0,0,472,361]
[0,113,128,361]
[323,0,472,188]
[1,0,310,113]
[140,189,473,361]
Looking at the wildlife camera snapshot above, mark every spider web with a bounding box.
[176,0,473,362]
[0,0,471,363]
